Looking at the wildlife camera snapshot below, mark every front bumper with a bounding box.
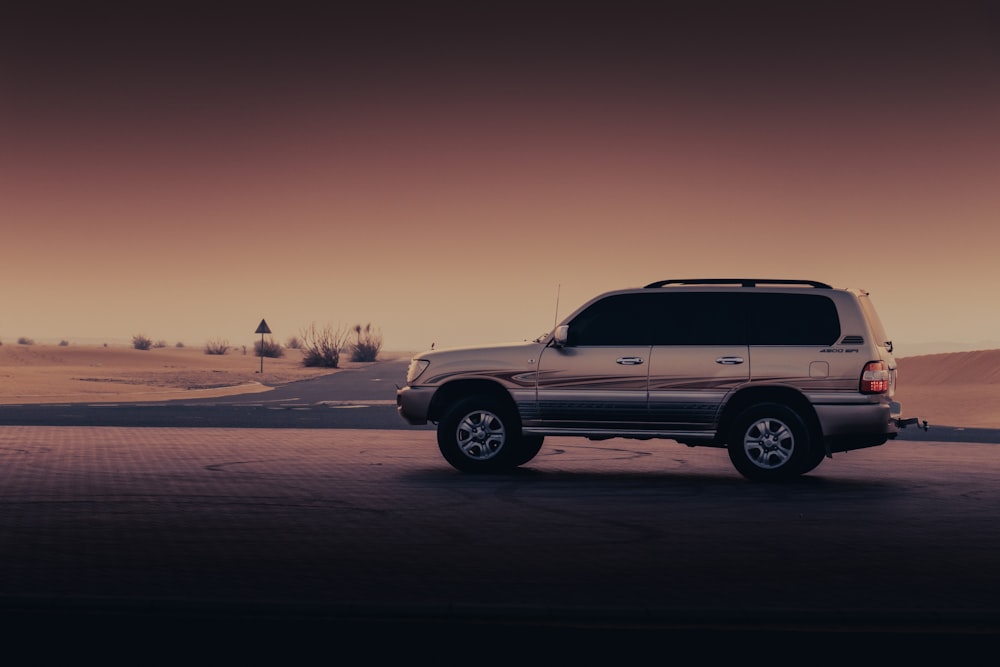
[396,385,436,425]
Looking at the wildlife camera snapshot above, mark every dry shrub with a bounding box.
[300,323,350,368]
[350,322,383,362]
[204,339,230,355]
[132,334,152,350]
[254,336,284,358]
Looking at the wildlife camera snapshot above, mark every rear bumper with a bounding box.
[814,399,898,453]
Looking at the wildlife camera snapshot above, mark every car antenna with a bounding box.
[553,283,561,329]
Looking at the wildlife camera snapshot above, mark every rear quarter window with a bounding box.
[746,293,840,345]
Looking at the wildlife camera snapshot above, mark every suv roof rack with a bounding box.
[644,278,833,289]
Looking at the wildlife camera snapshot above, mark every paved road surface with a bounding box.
[1,425,998,659]
[197,357,413,404]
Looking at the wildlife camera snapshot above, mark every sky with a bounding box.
[3,3,999,355]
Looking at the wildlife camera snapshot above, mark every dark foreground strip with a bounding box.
[2,596,998,659]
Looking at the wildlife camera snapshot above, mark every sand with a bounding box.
[895,350,1000,428]
[0,343,996,429]
[0,343,409,404]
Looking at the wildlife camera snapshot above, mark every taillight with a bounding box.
[860,361,890,394]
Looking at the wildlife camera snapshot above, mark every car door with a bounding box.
[533,293,652,431]
[646,292,750,433]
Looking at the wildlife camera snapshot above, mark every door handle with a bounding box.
[716,356,744,365]
[616,357,645,365]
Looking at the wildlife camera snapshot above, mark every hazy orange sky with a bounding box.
[3,3,999,354]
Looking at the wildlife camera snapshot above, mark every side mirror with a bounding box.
[552,325,569,348]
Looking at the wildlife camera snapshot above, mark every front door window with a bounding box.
[534,294,652,429]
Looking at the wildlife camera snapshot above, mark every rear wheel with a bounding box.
[728,403,813,481]
[437,395,534,473]
[800,437,828,474]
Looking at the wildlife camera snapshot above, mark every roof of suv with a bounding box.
[643,278,833,289]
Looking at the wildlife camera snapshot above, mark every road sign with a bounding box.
[255,319,271,373]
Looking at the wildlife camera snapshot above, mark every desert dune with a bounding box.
[894,350,1000,429]
[0,343,996,429]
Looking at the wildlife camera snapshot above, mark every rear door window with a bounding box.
[649,293,746,345]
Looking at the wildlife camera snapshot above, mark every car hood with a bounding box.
[412,341,546,384]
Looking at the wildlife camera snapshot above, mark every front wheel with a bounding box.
[437,396,533,473]
[511,435,545,466]
[728,403,813,481]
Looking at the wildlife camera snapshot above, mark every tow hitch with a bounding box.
[895,417,929,431]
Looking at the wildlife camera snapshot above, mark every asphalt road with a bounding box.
[1,359,997,659]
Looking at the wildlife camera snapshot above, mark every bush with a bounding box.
[17,337,34,345]
[175,341,185,348]
[254,336,284,358]
[58,340,70,346]
[204,339,230,355]
[132,334,152,350]
[349,322,383,362]
[300,323,349,368]
[285,336,302,350]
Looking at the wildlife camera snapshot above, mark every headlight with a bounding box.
[406,359,430,384]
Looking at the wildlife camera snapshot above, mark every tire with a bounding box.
[800,437,828,475]
[727,403,812,481]
[437,396,530,473]
[511,435,545,466]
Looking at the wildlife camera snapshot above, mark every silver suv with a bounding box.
[397,279,922,481]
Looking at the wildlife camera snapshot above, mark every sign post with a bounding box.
[255,319,271,374]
